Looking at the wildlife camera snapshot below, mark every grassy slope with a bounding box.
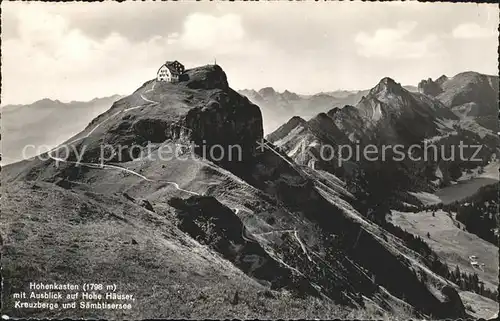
[2,141,420,319]
[390,209,498,316]
[391,210,497,290]
[2,180,374,320]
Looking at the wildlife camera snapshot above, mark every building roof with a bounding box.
[158,60,185,76]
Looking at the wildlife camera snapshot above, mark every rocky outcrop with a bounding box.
[372,77,406,96]
[282,90,301,101]
[152,65,263,165]
[435,75,448,86]
[267,75,497,210]
[168,196,318,295]
[418,78,444,96]
[437,72,498,114]
[238,87,366,134]
[4,65,488,320]
[306,112,351,148]
[419,72,498,118]
[184,88,263,165]
[328,105,370,143]
[184,64,229,90]
[266,116,306,143]
[440,285,466,318]
[258,87,277,98]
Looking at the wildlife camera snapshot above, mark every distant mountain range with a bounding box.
[267,71,499,208]
[1,95,123,164]
[238,86,417,134]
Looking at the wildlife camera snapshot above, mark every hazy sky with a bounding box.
[1,2,498,105]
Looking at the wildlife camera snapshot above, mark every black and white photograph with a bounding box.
[1,1,499,319]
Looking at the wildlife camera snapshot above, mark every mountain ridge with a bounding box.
[1,94,125,165]
[1,94,124,110]
[268,71,498,207]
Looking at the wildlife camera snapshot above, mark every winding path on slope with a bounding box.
[48,83,315,271]
[47,81,199,196]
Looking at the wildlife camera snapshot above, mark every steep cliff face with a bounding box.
[328,105,371,143]
[16,65,263,167]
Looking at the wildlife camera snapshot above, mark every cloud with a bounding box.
[180,13,244,50]
[175,12,270,58]
[354,21,441,59]
[2,5,178,105]
[1,2,498,105]
[1,6,273,105]
[452,23,497,39]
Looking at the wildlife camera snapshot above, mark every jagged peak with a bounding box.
[37,98,60,103]
[448,71,498,85]
[417,77,443,96]
[258,87,277,96]
[379,77,400,88]
[282,90,300,100]
[327,107,342,116]
[313,112,333,120]
[453,71,487,78]
[265,115,306,142]
[239,88,259,95]
[288,115,307,125]
[435,74,448,85]
[307,112,336,127]
[369,77,405,96]
[311,93,334,99]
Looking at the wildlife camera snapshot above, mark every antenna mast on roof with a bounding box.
[214,57,217,66]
